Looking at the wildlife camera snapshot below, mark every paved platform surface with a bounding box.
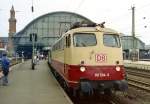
[0,60,72,104]
[124,60,150,70]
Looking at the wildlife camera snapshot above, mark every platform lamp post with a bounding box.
[30,33,37,69]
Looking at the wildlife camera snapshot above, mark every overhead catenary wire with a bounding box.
[103,2,150,24]
[109,3,150,36]
[136,2,150,11]
[73,0,85,12]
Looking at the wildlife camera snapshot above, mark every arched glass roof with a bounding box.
[14,11,93,46]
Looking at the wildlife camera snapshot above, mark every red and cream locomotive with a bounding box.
[49,22,128,95]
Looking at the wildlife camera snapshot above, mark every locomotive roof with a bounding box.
[66,22,119,34]
[56,22,120,44]
[65,22,119,35]
[66,26,119,34]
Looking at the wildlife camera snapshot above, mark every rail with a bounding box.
[127,68,150,92]
[128,79,150,92]
[126,69,150,79]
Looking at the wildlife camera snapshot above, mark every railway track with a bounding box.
[128,78,150,92]
[126,69,150,79]
[126,68,150,92]
[71,93,136,104]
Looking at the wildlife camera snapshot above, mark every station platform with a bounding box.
[124,60,150,70]
[0,60,73,104]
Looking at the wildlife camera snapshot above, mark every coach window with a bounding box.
[103,34,121,47]
[74,33,97,47]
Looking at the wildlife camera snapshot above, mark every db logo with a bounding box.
[95,53,107,62]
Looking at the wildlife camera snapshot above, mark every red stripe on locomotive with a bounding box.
[51,59,125,87]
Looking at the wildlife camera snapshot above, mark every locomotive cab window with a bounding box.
[73,33,97,47]
[103,34,121,47]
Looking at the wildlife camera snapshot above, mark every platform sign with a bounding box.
[95,53,107,62]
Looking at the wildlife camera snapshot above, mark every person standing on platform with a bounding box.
[1,53,10,86]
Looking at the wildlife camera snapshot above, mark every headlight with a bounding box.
[116,66,120,71]
[80,66,86,72]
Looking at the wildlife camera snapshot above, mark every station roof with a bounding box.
[16,11,93,36]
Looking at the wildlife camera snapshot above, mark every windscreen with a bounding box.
[74,33,97,47]
[103,34,121,47]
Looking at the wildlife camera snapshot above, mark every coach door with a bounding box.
[64,34,71,74]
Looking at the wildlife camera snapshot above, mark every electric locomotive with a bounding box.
[49,22,128,95]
